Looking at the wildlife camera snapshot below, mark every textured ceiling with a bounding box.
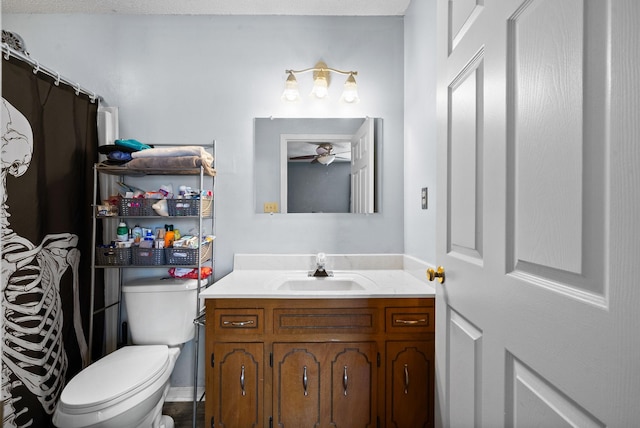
[2,0,411,16]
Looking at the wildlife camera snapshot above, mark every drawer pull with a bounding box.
[240,364,246,396]
[222,320,255,327]
[343,366,348,396]
[404,364,410,394]
[395,318,427,325]
[303,365,309,396]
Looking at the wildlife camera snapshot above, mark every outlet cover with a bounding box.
[264,202,279,213]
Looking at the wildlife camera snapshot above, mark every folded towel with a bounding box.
[130,146,213,166]
[115,139,152,151]
[125,156,216,176]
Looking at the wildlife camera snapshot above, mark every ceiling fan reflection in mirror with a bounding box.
[288,142,350,165]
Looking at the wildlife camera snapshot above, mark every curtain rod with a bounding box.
[2,43,102,103]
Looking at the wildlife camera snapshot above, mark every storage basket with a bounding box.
[132,247,166,265]
[165,241,212,265]
[95,247,131,266]
[167,197,213,217]
[118,198,155,216]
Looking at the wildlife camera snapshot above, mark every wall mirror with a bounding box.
[254,117,380,214]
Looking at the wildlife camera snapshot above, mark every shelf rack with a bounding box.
[89,142,215,428]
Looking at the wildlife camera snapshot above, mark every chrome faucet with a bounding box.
[310,252,333,277]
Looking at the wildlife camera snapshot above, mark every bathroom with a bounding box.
[2,0,434,425]
[3,0,639,427]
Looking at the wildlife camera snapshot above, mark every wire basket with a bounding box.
[167,197,213,217]
[118,198,156,216]
[95,247,131,266]
[132,247,166,265]
[165,241,212,265]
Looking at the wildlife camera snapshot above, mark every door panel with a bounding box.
[506,355,604,428]
[448,310,482,428]
[450,0,485,53]
[509,0,585,275]
[351,117,374,213]
[507,0,609,296]
[449,51,484,262]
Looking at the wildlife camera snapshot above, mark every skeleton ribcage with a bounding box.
[3,249,68,419]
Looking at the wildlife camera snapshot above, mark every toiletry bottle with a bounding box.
[116,222,128,242]
[164,225,175,248]
[174,228,181,241]
[132,225,143,244]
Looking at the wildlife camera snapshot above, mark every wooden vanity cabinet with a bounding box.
[205,298,434,428]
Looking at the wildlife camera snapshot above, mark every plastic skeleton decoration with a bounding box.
[1,99,88,427]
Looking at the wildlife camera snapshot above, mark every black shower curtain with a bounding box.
[2,56,98,427]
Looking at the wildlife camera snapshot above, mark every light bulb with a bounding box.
[340,74,359,104]
[310,76,329,99]
[281,72,300,102]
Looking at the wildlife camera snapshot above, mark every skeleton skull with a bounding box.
[1,99,33,238]
[1,99,33,178]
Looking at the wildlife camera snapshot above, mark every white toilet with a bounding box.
[53,277,199,428]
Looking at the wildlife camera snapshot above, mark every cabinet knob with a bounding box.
[426,266,446,284]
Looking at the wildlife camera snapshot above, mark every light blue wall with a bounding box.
[2,14,405,279]
[404,0,438,265]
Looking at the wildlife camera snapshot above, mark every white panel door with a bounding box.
[435,0,640,427]
[350,117,374,213]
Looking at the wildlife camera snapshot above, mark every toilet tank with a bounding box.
[122,277,200,346]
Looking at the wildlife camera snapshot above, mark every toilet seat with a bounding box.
[58,345,170,414]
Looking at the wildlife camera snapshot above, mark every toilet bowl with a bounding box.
[53,278,199,428]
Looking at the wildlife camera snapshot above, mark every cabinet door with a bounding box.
[273,342,377,428]
[210,343,263,428]
[386,340,434,428]
[328,343,377,428]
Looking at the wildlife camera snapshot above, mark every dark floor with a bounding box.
[162,401,205,428]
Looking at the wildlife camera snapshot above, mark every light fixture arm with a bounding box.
[285,66,358,77]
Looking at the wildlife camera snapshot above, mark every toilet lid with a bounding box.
[60,345,170,411]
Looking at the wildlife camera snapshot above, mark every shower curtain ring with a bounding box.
[3,45,10,60]
[90,92,97,103]
[33,61,40,74]
[75,83,81,96]
[55,73,61,86]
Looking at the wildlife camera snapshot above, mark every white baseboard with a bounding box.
[166,386,205,402]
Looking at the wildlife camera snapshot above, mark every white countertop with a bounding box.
[200,254,436,299]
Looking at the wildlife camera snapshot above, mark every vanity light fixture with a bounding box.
[282,61,359,103]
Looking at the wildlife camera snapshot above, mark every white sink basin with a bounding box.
[270,273,377,293]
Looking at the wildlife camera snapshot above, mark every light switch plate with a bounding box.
[421,187,428,210]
